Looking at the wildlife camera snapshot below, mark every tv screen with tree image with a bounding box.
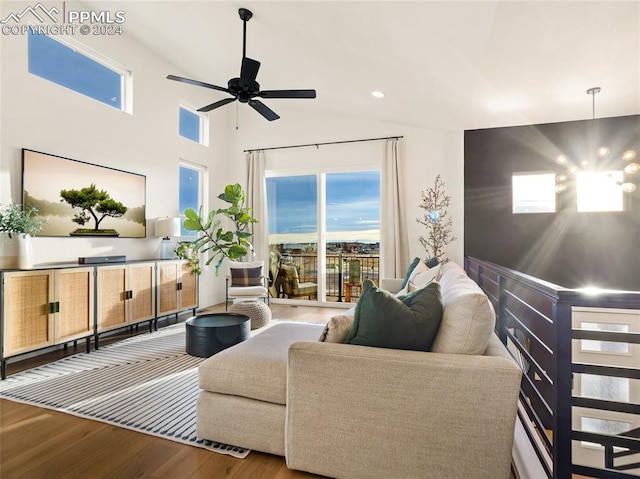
[22,149,146,238]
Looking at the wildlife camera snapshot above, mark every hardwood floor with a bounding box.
[0,302,591,478]
[1,302,343,479]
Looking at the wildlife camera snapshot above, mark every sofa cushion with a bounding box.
[198,322,325,405]
[401,257,421,289]
[431,262,496,355]
[319,315,354,343]
[344,279,442,352]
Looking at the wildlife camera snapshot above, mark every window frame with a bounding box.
[178,104,209,146]
[27,31,133,114]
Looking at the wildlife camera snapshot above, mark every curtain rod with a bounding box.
[243,135,403,153]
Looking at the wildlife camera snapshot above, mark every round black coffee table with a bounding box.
[185,313,250,358]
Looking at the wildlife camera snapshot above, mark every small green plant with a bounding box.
[175,242,201,275]
[417,175,456,262]
[0,203,47,238]
[177,183,258,275]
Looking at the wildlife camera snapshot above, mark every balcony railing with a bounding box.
[276,253,379,302]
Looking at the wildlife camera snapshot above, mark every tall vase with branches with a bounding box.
[417,175,456,262]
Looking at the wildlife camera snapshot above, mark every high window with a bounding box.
[512,172,557,214]
[179,106,208,146]
[179,162,207,237]
[28,32,131,112]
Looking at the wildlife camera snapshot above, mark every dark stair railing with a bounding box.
[465,256,640,479]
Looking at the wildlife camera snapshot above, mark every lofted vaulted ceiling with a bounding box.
[85,0,640,130]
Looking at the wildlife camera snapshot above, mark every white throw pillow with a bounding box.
[319,315,354,343]
[407,260,428,283]
[412,263,441,288]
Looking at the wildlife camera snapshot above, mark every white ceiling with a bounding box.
[87,0,640,130]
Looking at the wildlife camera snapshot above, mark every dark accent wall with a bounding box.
[464,115,640,291]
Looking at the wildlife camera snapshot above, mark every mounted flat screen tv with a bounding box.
[22,149,146,238]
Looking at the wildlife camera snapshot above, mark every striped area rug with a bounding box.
[0,322,251,458]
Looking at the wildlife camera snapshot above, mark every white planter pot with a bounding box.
[0,234,33,269]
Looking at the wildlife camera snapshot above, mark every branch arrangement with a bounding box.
[416,175,456,262]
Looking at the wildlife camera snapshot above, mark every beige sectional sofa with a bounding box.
[197,261,522,479]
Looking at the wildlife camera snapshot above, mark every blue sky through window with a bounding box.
[179,107,201,143]
[267,175,317,235]
[327,171,380,234]
[28,32,122,109]
[179,166,200,236]
[266,171,380,242]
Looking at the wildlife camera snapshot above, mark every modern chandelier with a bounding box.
[555,87,638,194]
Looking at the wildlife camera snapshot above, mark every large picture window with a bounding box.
[266,170,380,304]
[28,32,131,112]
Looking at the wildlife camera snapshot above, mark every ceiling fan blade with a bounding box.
[198,97,236,113]
[240,57,261,83]
[259,89,317,99]
[249,99,280,121]
[166,74,230,93]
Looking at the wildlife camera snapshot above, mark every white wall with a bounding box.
[0,2,229,307]
[0,3,464,309]
[223,104,464,268]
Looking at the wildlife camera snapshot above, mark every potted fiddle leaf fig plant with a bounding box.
[0,203,47,269]
[176,183,257,275]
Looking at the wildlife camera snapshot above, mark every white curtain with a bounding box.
[246,150,268,267]
[380,138,409,278]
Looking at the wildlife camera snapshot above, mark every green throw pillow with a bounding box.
[344,279,443,352]
[401,257,421,289]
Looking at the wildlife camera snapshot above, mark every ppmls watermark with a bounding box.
[1,2,126,36]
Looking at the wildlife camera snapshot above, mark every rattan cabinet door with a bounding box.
[96,265,128,332]
[55,268,94,342]
[3,270,55,357]
[129,262,155,324]
[157,261,180,316]
[179,262,198,311]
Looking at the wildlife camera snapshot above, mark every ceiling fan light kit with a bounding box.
[167,8,316,121]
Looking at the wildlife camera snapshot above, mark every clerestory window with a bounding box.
[179,106,209,146]
[28,31,131,112]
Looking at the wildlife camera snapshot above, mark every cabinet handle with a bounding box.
[177,282,182,291]
[50,302,60,314]
[127,290,133,300]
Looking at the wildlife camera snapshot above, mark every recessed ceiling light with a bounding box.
[371,91,384,98]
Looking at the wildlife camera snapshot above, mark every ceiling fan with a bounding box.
[167,8,316,121]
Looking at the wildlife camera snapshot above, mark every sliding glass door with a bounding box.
[266,170,380,304]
